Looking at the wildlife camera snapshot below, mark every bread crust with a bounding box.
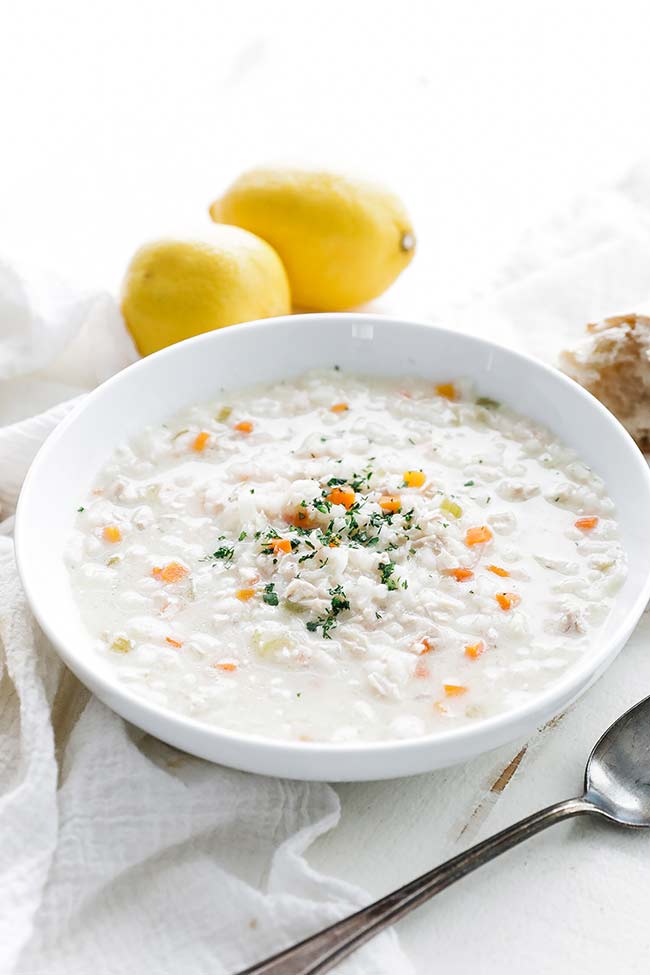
[560,313,650,451]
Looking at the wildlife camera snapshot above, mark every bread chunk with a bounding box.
[560,314,650,450]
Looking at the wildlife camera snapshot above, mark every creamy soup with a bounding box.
[66,371,625,743]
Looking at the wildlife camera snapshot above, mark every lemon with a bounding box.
[209,168,415,311]
[122,225,291,356]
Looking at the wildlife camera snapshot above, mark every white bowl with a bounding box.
[15,314,650,781]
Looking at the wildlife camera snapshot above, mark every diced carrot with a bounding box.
[330,402,349,413]
[495,591,520,611]
[403,470,426,488]
[419,637,435,655]
[465,525,493,546]
[487,564,509,577]
[152,561,189,584]
[165,636,183,648]
[415,661,430,679]
[103,525,122,543]
[436,383,457,401]
[444,683,467,697]
[327,487,356,509]
[284,507,318,529]
[575,516,599,531]
[443,567,474,582]
[328,538,341,547]
[379,494,402,513]
[236,588,256,601]
[234,420,253,433]
[192,431,210,452]
[214,661,237,672]
[266,538,292,555]
[465,641,485,660]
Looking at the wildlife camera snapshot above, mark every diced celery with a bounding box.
[111,636,132,654]
[440,497,462,519]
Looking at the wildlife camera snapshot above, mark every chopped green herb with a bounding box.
[77,506,85,512]
[313,498,332,514]
[238,530,247,541]
[306,585,350,638]
[263,583,279,606]
[464,480,475,487]
[378,560,398,591]
[202,545,235,563]
[476,396,501,409]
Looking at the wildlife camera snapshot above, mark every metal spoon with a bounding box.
[237,694,650,975]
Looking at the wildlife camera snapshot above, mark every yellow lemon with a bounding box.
[209,168,415,311]
[122,225,291,356]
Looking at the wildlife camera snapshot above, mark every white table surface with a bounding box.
[3,2,650,971]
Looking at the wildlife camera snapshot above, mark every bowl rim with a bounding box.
[15,312,650,763]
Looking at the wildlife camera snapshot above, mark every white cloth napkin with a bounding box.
[0,261,410,975]
[3,161,650,975]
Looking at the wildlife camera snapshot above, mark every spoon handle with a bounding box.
[236,795,593,975]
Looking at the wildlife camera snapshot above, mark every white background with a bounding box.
[3,2,650,972]
[2,0,650,310]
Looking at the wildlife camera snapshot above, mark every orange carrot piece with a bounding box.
[419,637,435,655]
[267,538,292,555]
[487,564,509,577]
[234,420,253,433]
[236,588,256,601]
[495,591,520,611]
[330,402,349,413]
[192,431,210,452]
[284,507,318,529]
[379,494,402,513]
[214,661,237,672]
[327,487,356,509]
[403,470,426,488]
[465,641,486,660]
[444,683,467,697]
[575,516,599,531]
[103,525,122,543]
[465,525,493,546]
[152,561,189,584]
[443,567,474,582]
[436,383,457,400]
[165,636,183,648]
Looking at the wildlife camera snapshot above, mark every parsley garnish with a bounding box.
[202,545,235,563]
[238,530,247,541]
[305,586,350,638]
[378,560,398,591]
[464,480,474,487]
[263,583,279,606]
[313,498,332,514]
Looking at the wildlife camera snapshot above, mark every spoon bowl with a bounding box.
[585,695,650,828]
